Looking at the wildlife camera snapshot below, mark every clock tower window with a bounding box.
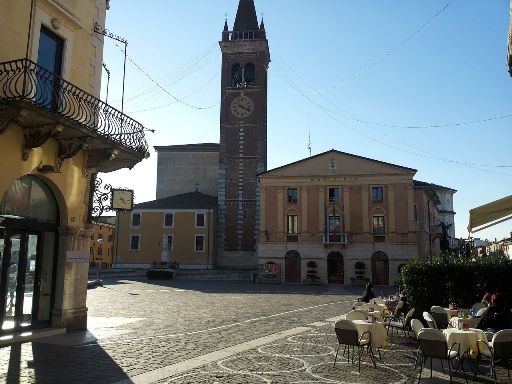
[244,63,255,86]
[232,64,242,87]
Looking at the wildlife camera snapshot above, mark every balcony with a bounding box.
[0,59,149,172]
[323,233,349,246]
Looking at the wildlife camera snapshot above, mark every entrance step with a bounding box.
[0,327,66,347]
[174,269,255,281]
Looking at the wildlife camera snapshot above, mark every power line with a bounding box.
[314,0,456,94]
[273,60,512,176]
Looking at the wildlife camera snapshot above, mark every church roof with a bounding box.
[233,0,259,31]
[134,191,217,210]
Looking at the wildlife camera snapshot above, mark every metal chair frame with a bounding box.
[417,328,467,384]
[475,329,512,383]
[334,320,377,373]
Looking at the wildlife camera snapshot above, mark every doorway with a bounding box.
[327,251,344,283]
[371,252,389,285]
[0,175,59,333]
[36,26,64,110]
[0,231,41,330]
[285,251,301,283]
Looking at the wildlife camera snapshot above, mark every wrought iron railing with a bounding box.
[0,58,148,155]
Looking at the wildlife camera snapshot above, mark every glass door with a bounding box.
[0,231,39,331]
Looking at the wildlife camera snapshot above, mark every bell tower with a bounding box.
[217,0,270,267]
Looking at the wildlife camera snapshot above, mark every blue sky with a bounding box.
[100,0,512,242]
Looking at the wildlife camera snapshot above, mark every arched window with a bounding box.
[0,175,58,223]
[244,63,255,86]
[231,64,242,87]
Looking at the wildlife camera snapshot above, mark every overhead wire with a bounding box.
[273,59,512,177]
[314,0,456,94]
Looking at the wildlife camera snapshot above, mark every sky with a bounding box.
[99,0,512,242]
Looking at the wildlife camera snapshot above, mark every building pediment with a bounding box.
[260,150,417,178]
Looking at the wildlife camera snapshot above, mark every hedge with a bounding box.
[401,255,512,310]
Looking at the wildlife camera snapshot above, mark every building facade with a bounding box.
[115,192,217,269]
[257,150,452,285]
[89,218,115,268]
[0,0,148,334]
[154,144,219,199]
[217,0,270,268]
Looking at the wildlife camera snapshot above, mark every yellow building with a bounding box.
[0,1,148,334]
[90,218,115,268]
[116,192,217,269]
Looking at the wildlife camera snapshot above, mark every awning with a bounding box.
[468,195,512,233]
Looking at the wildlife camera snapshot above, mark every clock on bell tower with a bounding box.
[217,0,270,267]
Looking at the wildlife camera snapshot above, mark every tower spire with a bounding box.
[233,0,259,32]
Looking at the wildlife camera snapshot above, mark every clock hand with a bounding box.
[238,104,249,112]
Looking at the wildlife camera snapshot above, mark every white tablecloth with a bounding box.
[352,320,387,348]
[448,316,479,329]
[443,328,486,354]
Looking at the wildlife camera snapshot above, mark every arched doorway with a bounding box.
[372,252,389,285]
[285,250,301,283]
[327,251,344,283]
[0,175,59,333]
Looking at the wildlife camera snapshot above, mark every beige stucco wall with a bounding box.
[0,0,107,96]
[0,0,109,330]
[116,210,215,268]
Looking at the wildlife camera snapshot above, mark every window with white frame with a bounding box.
[131,212,141,227]
[130,234,141,251]
[164,212,174,227]
[372,215,385,234]
[287,214,298,234]
[196,212,206,228]
[163,234,174,250]
[195,235,205,252]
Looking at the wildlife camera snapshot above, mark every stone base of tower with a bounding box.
[215,250,258,269]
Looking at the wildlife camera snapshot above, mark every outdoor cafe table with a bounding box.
[442,328,487,355]
[352,320,388,348]
[448,316,479,329]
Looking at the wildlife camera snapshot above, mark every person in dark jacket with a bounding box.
[359,282,376,303]
[476,293,507,332]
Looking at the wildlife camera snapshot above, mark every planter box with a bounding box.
[147,269,173,280]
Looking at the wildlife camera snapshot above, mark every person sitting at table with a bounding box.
[476,292,507,332]
[358,282,376,303]
[475,292,493,317]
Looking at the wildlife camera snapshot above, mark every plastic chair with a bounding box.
[410,318,424,369]
[423,311,438,329]
[345,310,368,321]
[430,306,449,329]
[334,319,376,373]
[387,308,414,344]
[417,328,467,383]
[475,329,512,383]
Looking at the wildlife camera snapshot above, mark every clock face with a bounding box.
[111,189,134,210]
[230,95,254,119]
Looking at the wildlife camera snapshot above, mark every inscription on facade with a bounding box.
[310,176,358,182]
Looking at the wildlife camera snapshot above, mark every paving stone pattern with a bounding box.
[0,280,509,383]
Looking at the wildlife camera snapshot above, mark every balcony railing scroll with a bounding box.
[0,59,148,156]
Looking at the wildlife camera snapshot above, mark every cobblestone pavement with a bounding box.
[0,279,508,383]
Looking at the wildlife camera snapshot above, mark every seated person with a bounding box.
[476,293,507,332]
[358,282,376,303]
